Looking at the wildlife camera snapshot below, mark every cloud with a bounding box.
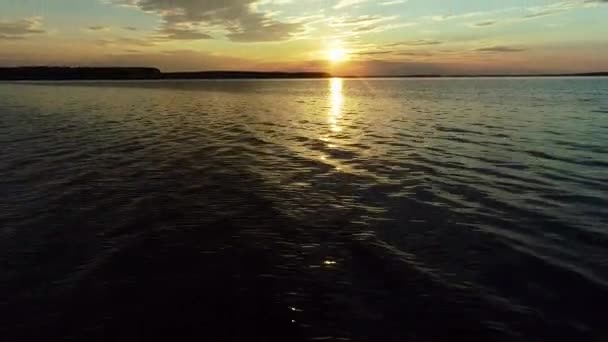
[472,20,497,27]
[96,37,156,47]
[520,1,606,20]
[427,11,487,22]
[522,11,556,19]
[449,1,608,29]
[334,0,367,9]
[327,14,402,35]
[388,39,443,47]
[354,50,395,55]
[158,25,212,40]
[88,25,110,32]
[521,4,573,20]
[476,46,526,53]
[380,0,407,5]
[112,0,303,42]
[331,15,385,26]
[0,17,45,40]
[396,51,434,57]
[225,19,301,42]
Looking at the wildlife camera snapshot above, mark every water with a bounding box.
[1,78,607,341]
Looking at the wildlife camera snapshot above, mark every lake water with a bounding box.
[1,78,607,341]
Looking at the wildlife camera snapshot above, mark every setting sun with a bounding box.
[327,48,348,63]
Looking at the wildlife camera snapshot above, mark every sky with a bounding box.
[0,0,607,75]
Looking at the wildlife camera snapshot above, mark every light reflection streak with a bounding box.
[319,77,352,173]
[329,77,343,133]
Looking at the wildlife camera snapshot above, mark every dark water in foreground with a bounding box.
[1,78,607,341]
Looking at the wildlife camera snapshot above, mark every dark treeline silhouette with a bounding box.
[164,71,332,79]
[0,67,162,80]
[0,66,607,80]
[0,67,331,80]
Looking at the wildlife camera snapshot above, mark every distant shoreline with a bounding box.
[1,67,607,80]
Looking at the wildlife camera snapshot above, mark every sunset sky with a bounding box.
[1,0,607,74]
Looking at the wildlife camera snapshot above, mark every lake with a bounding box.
[1,78,607,341]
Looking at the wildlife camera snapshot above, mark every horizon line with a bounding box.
[1,66,607,80]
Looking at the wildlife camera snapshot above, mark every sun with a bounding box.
[327,48,348,63]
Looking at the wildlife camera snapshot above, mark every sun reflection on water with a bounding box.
[329,78,343,133]
[318,77,353,173]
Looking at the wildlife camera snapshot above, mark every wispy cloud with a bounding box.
[518,0,608,21]
[476,45,527,53]
[427,11,489,22]
[157,24,212,40]
[327,14,405,35]
[334,0,367,10]
[380,0,407,5]
[112,0,304,42]
[87,25,110,32]
[96,37,156,47]
[0,17,45,40]
[388,39,443,47]
[471,20,497,27]
[456,1,608,29]
[355,50,395,55]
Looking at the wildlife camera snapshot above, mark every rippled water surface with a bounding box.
[1,78,608,341]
